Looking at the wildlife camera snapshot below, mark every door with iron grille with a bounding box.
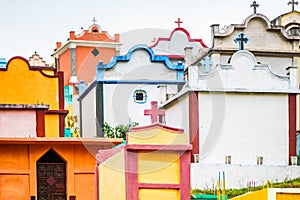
[37,149,66,200]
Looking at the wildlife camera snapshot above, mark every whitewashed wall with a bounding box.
[81,87,96,138]
[191,163,300,189]
[164,93,190,136]
[104,84,159,126]
[198,92,289,166]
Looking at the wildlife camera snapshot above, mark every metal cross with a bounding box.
[250,1,259,14]
[288,0,298,11]
[200,56,213,73]
[91,17,97,24]
[144,101,165,123]
[175,18,183,28]
[234,33,249,50]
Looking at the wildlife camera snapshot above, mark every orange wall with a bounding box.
[58,46,117,85]
[277,193,300,200]
[0,175,30,200]
[76,47,116,83]
[58,49,71,85]
[0,143,99,200]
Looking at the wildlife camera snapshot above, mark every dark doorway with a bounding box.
[37,149,66,200]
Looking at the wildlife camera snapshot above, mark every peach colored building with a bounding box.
[52,19,121,86]
[52,19,121,137]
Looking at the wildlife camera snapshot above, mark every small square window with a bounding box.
[133,90,147,104]
[135,93,144,101]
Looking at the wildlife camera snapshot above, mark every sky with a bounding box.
[0,0,296,64]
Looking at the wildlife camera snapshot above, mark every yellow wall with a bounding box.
[98,150,126,200]
[139,189,180,200]
[1,58,59,109]
[231,189,268,200]
[45,114,60,137]
[1,57,64,137]
[138,151,180,184]
[128,127,188,145]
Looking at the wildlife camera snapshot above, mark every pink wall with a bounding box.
[0,110,36,137]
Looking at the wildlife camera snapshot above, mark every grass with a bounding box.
[191,177,300,198]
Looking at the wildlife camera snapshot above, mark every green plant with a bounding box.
[103,122,115,138]
[103,122,139,139]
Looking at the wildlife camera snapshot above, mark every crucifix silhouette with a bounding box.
[234,33,249,50]
[91,17,97,24]
[144,101,165,123]
[288,0,298,11]
[175,18,183,28]
[250,1,259,14]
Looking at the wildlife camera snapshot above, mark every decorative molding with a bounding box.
[97,44,184,72]
[150,27,208,49]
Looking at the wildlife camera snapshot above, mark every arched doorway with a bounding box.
[36,149,66,200]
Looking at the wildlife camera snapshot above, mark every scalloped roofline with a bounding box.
[97,44,184,71]
[149,27,208,49]
[213,13,297,40]
[4,57,57,78]
[272,10,300,23]
[76,23,117,41]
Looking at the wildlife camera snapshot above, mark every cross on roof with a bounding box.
[250,1,259,14]
[175,18,183,28]
[288,0,298,11]
[234,33,249,50]
[200,56,213,73]
[144,101,165,123]
[91,17,97,24]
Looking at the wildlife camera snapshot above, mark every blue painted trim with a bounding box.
[96,80,185,85]
[77,79,186,101]
[96,44,184,81]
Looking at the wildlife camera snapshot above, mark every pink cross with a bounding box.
[144,101,165,123]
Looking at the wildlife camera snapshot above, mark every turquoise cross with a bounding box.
[234,33,249,50]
